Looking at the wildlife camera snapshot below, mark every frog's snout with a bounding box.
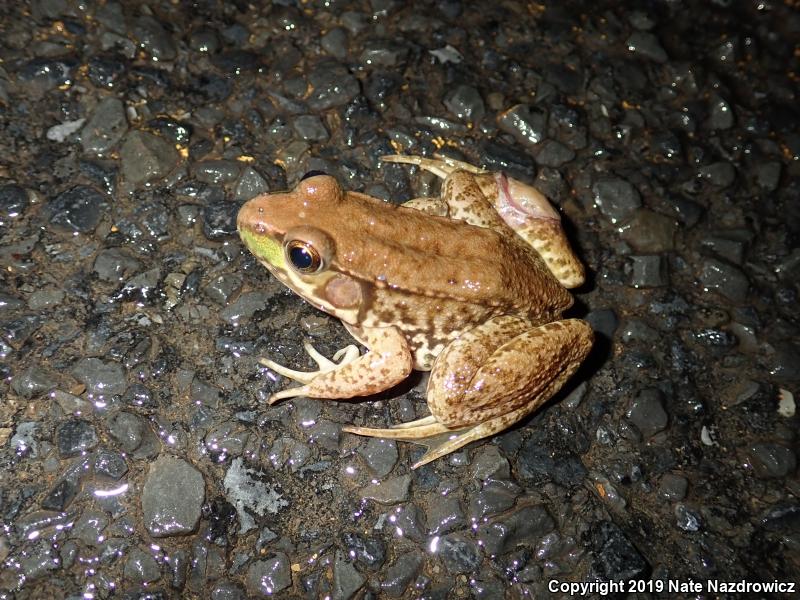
[236,196,269,235]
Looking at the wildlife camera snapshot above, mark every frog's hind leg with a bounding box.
[351,316,593,468]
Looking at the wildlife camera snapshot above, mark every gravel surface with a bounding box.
[0,1,798,598]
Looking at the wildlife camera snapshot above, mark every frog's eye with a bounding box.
[286,240,322,273]
[284,226,334,275]
[300,170,327,181]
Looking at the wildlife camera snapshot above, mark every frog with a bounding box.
[236,154,593,468]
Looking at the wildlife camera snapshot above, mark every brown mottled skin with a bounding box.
[237,154,593,468]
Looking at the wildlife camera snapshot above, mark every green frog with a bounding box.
[237,154,593,468]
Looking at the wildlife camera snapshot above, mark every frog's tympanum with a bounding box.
[237,155,593,468]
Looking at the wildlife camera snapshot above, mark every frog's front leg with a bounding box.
[263,326,413,404]
[344,316,593,468]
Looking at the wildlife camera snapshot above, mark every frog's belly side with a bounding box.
[361,292,500,370]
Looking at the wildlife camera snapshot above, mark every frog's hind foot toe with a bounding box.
[343,417,487,468]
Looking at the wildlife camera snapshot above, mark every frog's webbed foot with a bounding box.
[261,341,360,403]
[381,154,488,179]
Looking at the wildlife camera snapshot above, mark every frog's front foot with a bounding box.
[261,341,361,404]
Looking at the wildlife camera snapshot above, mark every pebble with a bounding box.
[589,521,648,581]
[388,503,426,541]
[630,255,667,288]
[27,288,64,310]
[475,504,555,555]
[306,63,360,110]
[193,159,242,185]
[699,258,750,302]
[107,411,145,453]
[132,15,177,61]
[10,422,40,457]
[19,541,59,581]
[81,97,128,155]
[70,357,127,397]
[292,114,329,142]
[211,580,247,600]
[86,53,127,88]
[341,532,386,570]
[658,473,688,501]
[332,550,366,600]
[700,233,747,265]
[778,389,795,418]
[119,130,179,188]
[748,443,797,479]
[585,309,618,340]
[592,177,642,223]
[47,185,107,233]
[56,419,98,457]
[357,437,398,477]
[708,95,734,130]
[619,209,677,252]
[439,533,481,573]
[233,167,269,202]
[697,162,736,188]
[46,118,85,143]
[754,161,781,191]
[380,552,422,597]
[361,474,411,504]
[41,474,80,511]
[675,503,702,532]
[321,28,348,59]
[94,449,128,479]
[141,455,205,537]
[517,437,587,487]
[626,31,668,63]
[535,140,575,167]
[93,248,142,282]
[360,41,409,67]
[425,494,465,535]
[117,267,161,303]
[0,184,29,220]
[467,479,520,520]
[626,388,669,438]
[470,445,510,481]
[245,553,291,596]
[497,104,547,148]
[10,365,57,399]
[204,422,249,459]
[443,84,485,123]
[123,547,161,584]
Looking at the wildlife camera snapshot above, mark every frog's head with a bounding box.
[236,172,364,317]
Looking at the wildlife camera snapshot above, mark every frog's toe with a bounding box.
[259,357,318,384]
[332,344,361,365]
[267,384,310,404]
[343,419,481,469]
[380,155,452,179]
[343,420,450,440]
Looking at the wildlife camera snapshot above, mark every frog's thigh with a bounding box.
[429,318,593,428]
[441,172,509,232]
[395,318,592,465]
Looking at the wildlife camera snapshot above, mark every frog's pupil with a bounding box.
[289,245,314,270]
